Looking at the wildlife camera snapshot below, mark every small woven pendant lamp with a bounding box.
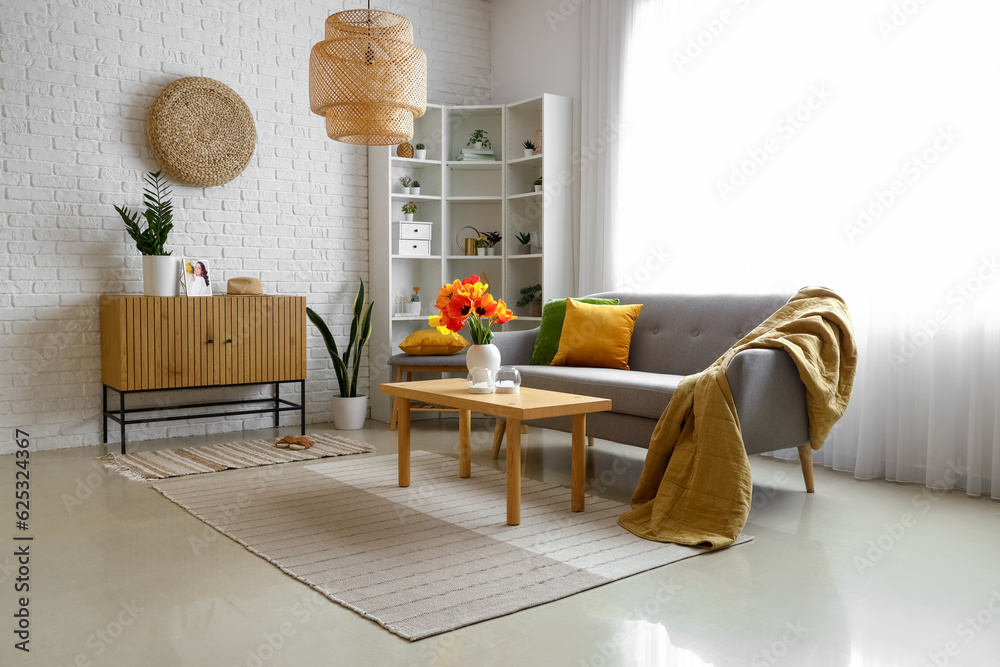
[309,6,427,145]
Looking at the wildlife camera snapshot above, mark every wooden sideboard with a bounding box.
[99,295,307,452]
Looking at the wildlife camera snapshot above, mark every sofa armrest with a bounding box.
[491,327,539,366]
[726,348,810,456]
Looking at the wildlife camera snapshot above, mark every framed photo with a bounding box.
[179,258,213,297]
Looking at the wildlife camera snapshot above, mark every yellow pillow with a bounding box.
[398,329,470,356]
[551,299,643,370]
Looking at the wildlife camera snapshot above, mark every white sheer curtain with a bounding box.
[604,0,1000,497]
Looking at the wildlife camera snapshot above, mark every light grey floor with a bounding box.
[4,419,999,666]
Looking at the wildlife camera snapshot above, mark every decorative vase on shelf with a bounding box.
[485,247,495,256]
[402,187,410,194]
[407,302,420,315]
[523,148,533,158]
[476,247,485,256]
[466,343,501,375]
[404,213,414,222]
[529,301,542,317]
[142,255,179,297]
[414,149,426,159]
[472,141,483,149]
[411,187,421,195]
[331,395,367,430]
[534,185,542,193]
[518,244,531,255]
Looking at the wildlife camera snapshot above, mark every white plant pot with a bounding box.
[407,302,421,315]
[518,244,531,255]
[403,213,414,221]
[466,343,501,375]
[402,187,411,194]
[411,187,420,195]
[414,149,426,159]
[331,395,367,430]
[472,141,483,149]
[476,248,485,256]
[524,148,533,158]
[485,247,495,256]
[142,255,179,297]
[534,185,542,192]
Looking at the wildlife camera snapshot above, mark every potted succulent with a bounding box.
[522,139,535,158]
[414,143,426,160]
[306,280,374,430]
[402,201,417,222]
[534,176,543,193]
[399,175,412,194]
[467,129,491,150]
[517,284,543,317]
[475,236,487,256]
[407,286,421,315]
[115,170,178,296]
[482,231,502,256]
[515,231,532,255]
[410,179,421,195]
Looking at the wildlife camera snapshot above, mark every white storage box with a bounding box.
[394,238,431,256]
[393,221,432,240]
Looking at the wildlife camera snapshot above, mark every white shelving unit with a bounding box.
[368,95,573,422]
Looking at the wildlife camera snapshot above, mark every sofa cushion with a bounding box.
[517,365,681,420]
[552,300,644,370]
[398,329,469,356]
[529,297,620,365]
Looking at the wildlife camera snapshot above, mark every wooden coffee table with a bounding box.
[380,378,612,525]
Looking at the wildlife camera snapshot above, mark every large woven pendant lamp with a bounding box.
[309,6,427,145]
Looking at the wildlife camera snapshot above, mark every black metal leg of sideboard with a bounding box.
[274,382,280,428]
[300,379,306,436]
[102,385,108,444]
[119,390,127,455]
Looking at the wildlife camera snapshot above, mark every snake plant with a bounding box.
[307,279,374,398]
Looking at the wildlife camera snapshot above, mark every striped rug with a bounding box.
[102,433,375,480]
[153,450,751,640]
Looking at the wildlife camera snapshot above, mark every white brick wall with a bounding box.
[0,0,492,453]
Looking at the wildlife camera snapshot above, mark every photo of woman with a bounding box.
[181,259,212,296]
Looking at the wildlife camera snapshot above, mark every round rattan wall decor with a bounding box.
[147,77,256,187]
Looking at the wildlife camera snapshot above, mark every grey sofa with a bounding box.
[388,292,816,491]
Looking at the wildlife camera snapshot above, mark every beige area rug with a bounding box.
[152,450,751,640]
[103,433,375,480]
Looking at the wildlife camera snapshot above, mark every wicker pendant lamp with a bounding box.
[309,6,427,146]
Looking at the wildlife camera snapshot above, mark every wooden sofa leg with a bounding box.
[587,436,595,447]
[797,444,815,493]
[492,418,505,459]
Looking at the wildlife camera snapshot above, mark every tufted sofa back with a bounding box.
[586,292,791,376]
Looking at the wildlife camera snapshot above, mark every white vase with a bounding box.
[414,149,426,159]
[402,187,411,194]
[524,148,533,158]
[466,343,501,375]
[472,141,483,149]
[518,244,531,255]
[411,187,420,195]
[142,255,179,297]
[476,247,485,256]
[404,213,414,221]
[485,247,495,256]
[331,395,367,430]
[534,185,542,192]
[407,302,420,315]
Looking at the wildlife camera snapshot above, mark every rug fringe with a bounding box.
[100,453,156,482]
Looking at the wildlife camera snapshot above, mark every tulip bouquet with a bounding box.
[429,274,516,344]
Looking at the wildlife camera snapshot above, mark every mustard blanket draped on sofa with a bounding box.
[618,287,858,548]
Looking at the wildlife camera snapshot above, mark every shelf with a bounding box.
[391,255,441,260]
[446,161,501,169]
[392,314,430,320]
[447,196,502,202]
[390,193,441,200]
[446,254,504,260]
[513,316,542,322]
[508,154,542,165]
[506,253,543,259]
[392,157,441,165]
[507,191,542,200]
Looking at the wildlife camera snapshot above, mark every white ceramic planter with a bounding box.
[485,247,495,256]
[476,247,485,256]
[524,148,533,158]
[411,187,421,195]
[407,302,421,315]
[402,187,411,194]
[142,255,179,297]
[534,185,542,192]
[518,244,531,255]
[403,213,414,221]
[414,149,426,159]
[331,395,367,430]
[466,343,501,375]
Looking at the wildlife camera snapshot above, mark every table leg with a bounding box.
[299,379,306,435]
[398,398,411,487]
[572,414,586,512]
[102,385,108,444]
[119,390,126,455]
[274,382,280,427]
[459,408,471,478]
[506,418,522,525]
[389,366,403,431]
[491,418,505,459]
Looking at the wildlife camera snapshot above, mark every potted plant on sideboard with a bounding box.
[306,279,374,430]
[114,170,177,296]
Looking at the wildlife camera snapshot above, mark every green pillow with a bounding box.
[529,297,620,365]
